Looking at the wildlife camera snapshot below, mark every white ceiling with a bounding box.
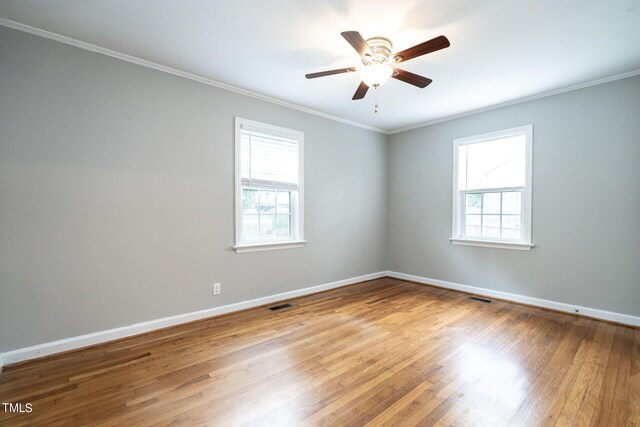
[1,0,639,132]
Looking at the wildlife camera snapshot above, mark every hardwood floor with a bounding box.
[0,278,638,426]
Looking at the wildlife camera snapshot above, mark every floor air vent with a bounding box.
[268,303,292,311]
[468,296,493,304]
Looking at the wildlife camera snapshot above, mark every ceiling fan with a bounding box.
[305,31,450,105]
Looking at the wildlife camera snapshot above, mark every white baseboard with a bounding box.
[0,271,386,366]
[2,270,636,367]
[386,271,640,327]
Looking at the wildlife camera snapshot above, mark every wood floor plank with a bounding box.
[0,278,637,426]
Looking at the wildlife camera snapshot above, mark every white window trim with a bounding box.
[234,117,305,253]
[233,240,308,253]
[451,125,534,250]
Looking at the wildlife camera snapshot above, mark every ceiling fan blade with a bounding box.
[393,35,450,63]
[392,69,433,88]
[305,67,357,79]
[352,81,369,100]
[341,31,373,58]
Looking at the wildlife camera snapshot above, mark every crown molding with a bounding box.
[387,68,640,135]
[2,17,639,137]
[0,17,388,135]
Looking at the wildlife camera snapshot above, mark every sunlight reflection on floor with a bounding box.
[449,342,530,423]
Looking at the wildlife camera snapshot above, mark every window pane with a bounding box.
[259,215,275,239]
[465,214,481,237]
[275,215,291,237]
[241,131,298,185]
[502,191,521,215]
[464,135,526,190]
[242,189,258,214]
[242,215,259,241]
[502,215,521,239]
[258,190,276,214]
[237,120,303,246]
[482,215,500,238]
[483,193,501,214]
[465,193,482,214]
[277,191,290,214]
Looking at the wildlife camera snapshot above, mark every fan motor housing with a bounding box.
[362,37,393,65]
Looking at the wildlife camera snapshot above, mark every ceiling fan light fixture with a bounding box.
[305,31,450,102]
[359,63,393,88]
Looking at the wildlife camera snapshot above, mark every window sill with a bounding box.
[449,238,534,251]
[233,240,307,253]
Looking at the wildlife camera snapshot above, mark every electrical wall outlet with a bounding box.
[213,283,221,296]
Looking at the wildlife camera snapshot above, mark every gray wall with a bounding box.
[0,26,388,352]
[388,75,640,317]
[2,24,639,354]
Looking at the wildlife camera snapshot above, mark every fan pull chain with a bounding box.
[374,86,379,114]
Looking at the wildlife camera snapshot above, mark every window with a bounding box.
[451,125,533,250]
[234,118,304,253]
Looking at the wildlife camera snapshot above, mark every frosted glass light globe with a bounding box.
[359,63,393,87]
